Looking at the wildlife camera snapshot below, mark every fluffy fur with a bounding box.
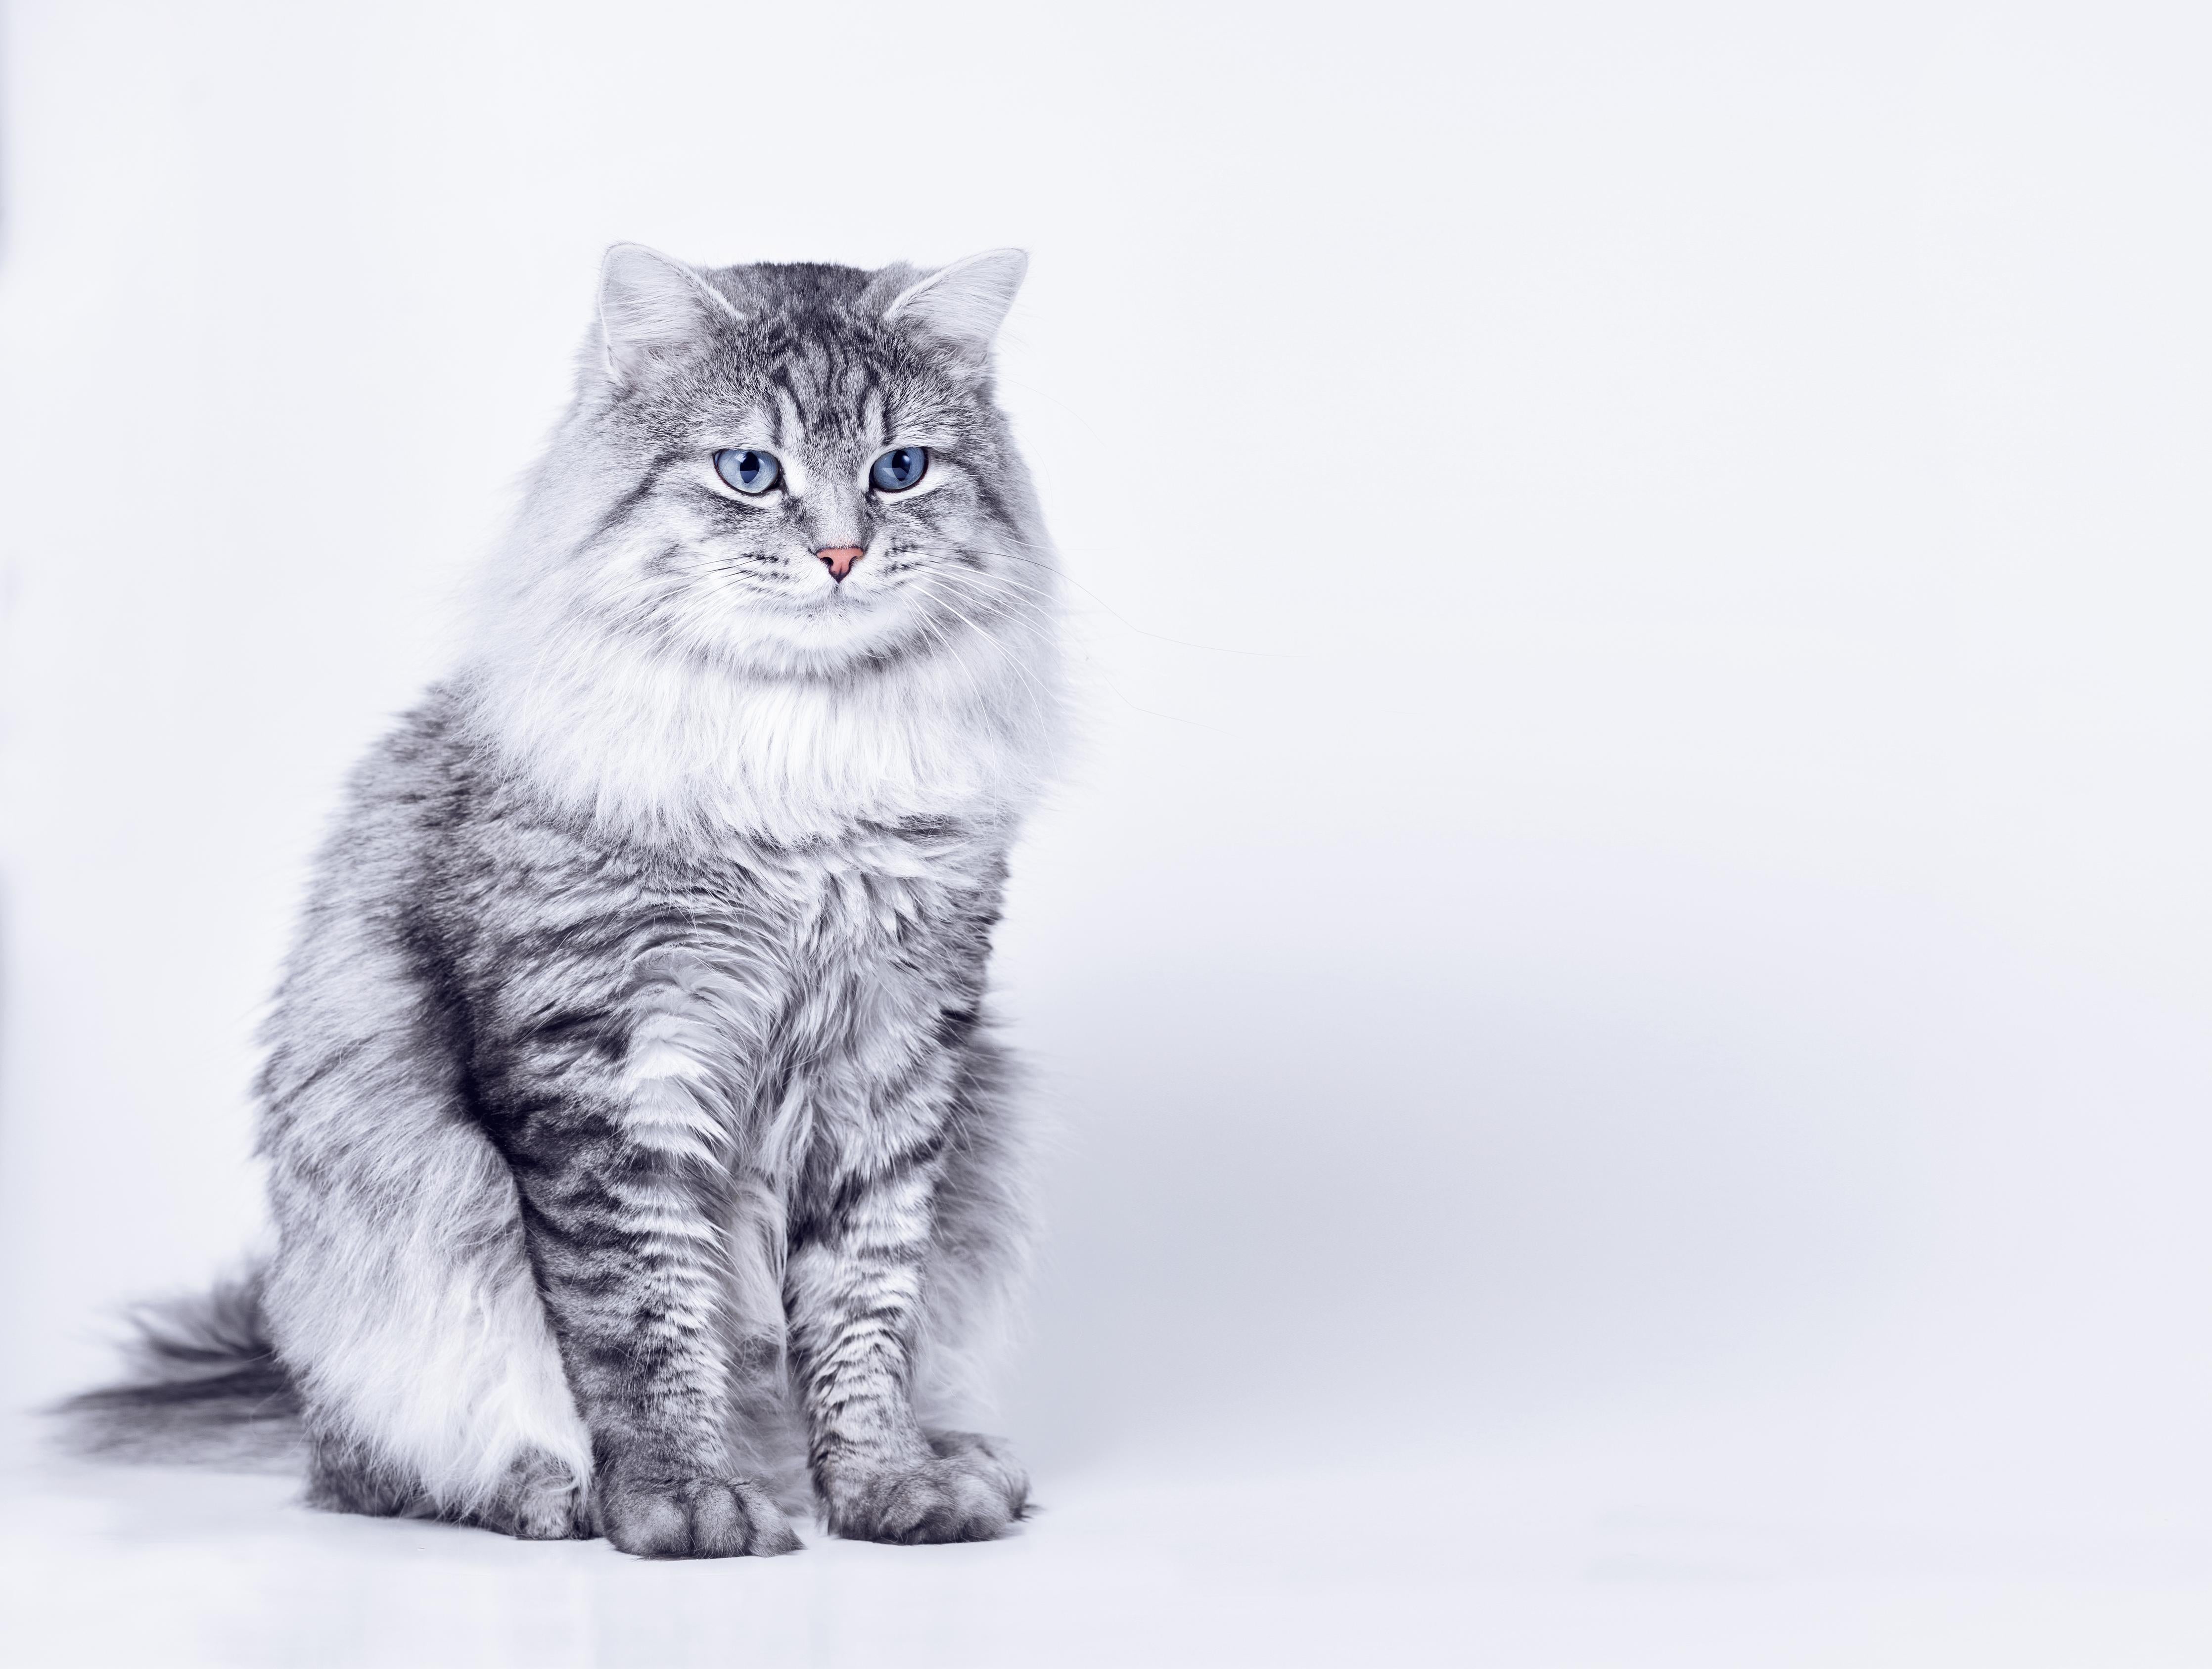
[58,248,1063,1558]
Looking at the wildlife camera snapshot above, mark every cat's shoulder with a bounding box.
[325,683,482,853]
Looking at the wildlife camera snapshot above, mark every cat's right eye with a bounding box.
[713,449,781,495]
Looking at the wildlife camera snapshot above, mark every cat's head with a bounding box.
[509,246,1051,682]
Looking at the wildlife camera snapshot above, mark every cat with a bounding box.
[57,245,1065,1558]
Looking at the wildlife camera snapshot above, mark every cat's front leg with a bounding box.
[489,1040,802,1560]
[785,1155,1029,1543]
[508,1136,801,1558]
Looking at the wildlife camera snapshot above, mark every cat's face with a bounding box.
[547,250,1045,682]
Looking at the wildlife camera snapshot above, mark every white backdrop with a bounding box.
[3,2,2210,1664]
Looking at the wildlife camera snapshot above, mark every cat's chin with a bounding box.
[698,601,941,683]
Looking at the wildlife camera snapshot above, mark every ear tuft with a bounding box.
[598,243,741,385]
[884,249,1028,362]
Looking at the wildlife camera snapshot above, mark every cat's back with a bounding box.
[262,681,667,1149]
[289,686,475,925]
[261,689,478,1090]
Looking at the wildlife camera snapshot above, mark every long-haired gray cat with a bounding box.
[59,246,1063,1558]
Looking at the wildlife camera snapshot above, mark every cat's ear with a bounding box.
[597,243,742,386]
[884,249,1027,363]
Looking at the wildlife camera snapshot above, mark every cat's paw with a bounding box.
[822,1430,1030,1545]
[474,1451,593,1540]
[598,1471,804,1559]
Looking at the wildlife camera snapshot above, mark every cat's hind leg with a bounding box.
[263,1053,597,1540]
[305,1438,592,1540]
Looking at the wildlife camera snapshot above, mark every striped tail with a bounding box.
[53,1269,304,1471]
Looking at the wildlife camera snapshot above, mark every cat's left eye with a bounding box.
[713,449,781,495]
[870,447,929,493]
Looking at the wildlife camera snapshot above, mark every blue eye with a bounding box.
[870,447,929,493]
[713,449,780,494]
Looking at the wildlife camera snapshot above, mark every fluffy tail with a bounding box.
[52,1269,304,1471]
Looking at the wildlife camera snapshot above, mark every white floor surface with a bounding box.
[7,1428,2212,1668]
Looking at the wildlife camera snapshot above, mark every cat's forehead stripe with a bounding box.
[768,383,802,450]
[746,345,894,448]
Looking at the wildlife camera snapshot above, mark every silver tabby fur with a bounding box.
[60,246,1064,1558]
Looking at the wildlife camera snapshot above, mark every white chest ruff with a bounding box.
[461,613,1058,848]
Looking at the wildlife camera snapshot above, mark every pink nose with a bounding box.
[818,546,865,582]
